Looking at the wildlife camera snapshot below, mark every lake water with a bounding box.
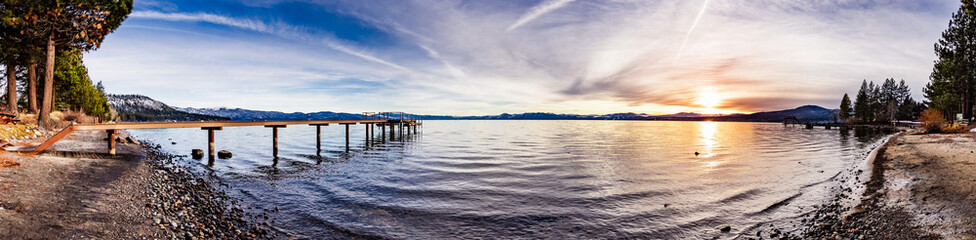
[129,120,889,239]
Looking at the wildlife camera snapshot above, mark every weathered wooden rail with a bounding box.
[26,112,423,165]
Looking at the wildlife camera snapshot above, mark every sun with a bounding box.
[696,93,721,109]
[695,90,724,114]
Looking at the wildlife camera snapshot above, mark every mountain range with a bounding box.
[108,94,838,123]
[107,94,229,122]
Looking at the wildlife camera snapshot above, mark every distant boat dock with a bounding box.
[782,116,905,131]
[24,112,422,165]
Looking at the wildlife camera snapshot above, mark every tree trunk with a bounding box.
[5,62,16,115]
[40,34,55,128]
[27,62,37,114]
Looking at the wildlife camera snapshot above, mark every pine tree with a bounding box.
[839,93,852,121]
[898,96,918,120]
[854,80,871,122]
[927,4,976,120]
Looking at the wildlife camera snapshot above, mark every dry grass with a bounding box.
[0,124,45,141]
[941,123,973,133]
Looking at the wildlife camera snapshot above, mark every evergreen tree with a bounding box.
[927,4,976,120]
[898,96,919,120]
[839,93,852,121]
[51,50,111,121]
[854,80,871,122]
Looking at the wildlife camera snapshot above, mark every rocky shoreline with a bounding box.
[141,142,274,239]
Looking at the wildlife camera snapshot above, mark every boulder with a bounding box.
[217,150,232,159]
[191,149,204,159]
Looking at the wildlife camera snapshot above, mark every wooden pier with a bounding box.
[25,112,423,165]
[782,116,902,131]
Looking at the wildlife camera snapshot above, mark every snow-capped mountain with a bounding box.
[107,94,229,122]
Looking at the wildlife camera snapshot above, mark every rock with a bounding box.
[191,149,204,159]
[720,225,732,232]
[217,150,232,159]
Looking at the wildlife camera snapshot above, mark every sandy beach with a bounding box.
[880,130,976,239]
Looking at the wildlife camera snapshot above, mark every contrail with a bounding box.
[507,0,577,32]
[677,0,711,59]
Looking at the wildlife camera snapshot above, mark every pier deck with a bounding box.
[22,112,422,165]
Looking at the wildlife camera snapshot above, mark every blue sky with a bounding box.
[85,0,960,115]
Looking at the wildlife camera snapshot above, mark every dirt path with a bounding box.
[0,131,163,239]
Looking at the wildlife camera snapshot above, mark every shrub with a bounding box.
[919,109,945,133]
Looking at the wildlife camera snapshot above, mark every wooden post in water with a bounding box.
[309,124,328,155]
[381,123,386,143]
[365,123,371,144]
[106,129,116,155]
[340,123,356,152]
[202,127,223,165]
[390,122,395,141]
[266,125,286,159]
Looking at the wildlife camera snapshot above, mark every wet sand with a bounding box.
[0,130,271,239]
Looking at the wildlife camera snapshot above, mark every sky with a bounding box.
[84,0,961,115]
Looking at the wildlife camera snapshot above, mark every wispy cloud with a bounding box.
[130,10,409,72]
[506,0,577,32]
[89,0,961,115]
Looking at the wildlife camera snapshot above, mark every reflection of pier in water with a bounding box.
[24,112,423,166]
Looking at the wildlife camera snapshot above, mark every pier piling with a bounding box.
[201,127,223,165]
[310,124,328,155]
[340,123,356,152]
[265,125,286,159]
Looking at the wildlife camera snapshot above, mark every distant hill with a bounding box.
[710,105,837,122]
[419,105,838,123]
[175,107,365,121]
[107,94,229,122]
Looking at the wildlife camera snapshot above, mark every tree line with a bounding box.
[840,1,976,124]
[839,78,921,123]
[0,0,132,128]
